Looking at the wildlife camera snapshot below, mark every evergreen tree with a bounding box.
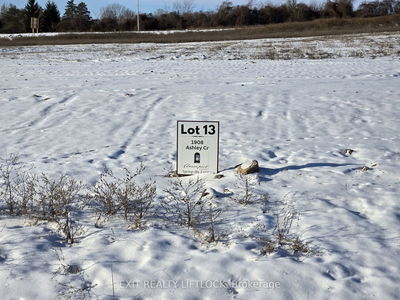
[76,2,91,30]
[63,0,78,20]
[25,0,40,18]
[42,1,60,32]
[0,4,26,33]
[0,5,4,31]
[77,2,91,20]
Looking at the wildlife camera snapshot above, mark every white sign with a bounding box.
[177,121,219,175]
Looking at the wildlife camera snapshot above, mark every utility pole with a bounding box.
[137,0,140,31]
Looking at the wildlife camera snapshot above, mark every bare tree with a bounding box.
[173,0,195,14]
[162,177,208,227]
[100,3,128,19]
[99,3,135,31]
[0,154,20,214]
[90,165,156,229]
[230,174,261,206]
[203,199,223,243]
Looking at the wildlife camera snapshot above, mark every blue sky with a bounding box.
[1,0,255,17]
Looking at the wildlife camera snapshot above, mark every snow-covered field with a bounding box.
[1,34,400,299]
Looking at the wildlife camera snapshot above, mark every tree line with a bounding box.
[1,0,399,33]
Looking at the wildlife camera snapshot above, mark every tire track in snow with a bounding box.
[1,94,76,133]
[28,94,76,127]
[265,93,292,142]
[108,95,169,160]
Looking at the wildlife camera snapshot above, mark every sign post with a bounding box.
[177,121,219,175]
[31,17,39,33]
